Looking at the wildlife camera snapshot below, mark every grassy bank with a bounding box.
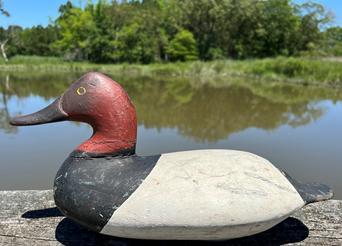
[0,56,341,86]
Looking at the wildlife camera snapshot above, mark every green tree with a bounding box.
[322,27,342,56]
[87,0,116,63]
[249,0,301,57]
[19,25,59,56]
[222,0,302,58]
[5,25,24,57]
[110,0,170,63]
[113,22,157,63]
[53,4,96,60]
[167,29,198,61]
[177,0,229,60]
[297,1,333,52]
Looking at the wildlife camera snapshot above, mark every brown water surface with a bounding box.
[0,72,341,198]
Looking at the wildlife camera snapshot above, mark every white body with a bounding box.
[101,149,305,240]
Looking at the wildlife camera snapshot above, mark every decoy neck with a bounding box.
[10,72,137,157]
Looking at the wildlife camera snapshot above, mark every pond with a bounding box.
[0,72,341,198]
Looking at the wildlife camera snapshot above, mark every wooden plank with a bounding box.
[0,190,341,245]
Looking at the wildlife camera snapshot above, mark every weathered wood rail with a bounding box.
[0,190,341,245]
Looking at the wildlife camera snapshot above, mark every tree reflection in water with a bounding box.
[124,77,338,142]
[0,75,17,134]
[1,72,341,142]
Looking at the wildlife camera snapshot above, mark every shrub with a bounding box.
[166,29,198,62]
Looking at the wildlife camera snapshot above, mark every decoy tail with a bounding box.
[281,170,334,205]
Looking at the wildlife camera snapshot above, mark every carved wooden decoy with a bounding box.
[10,72,333,240]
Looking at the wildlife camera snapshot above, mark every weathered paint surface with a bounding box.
[9,97,67,126]
[53,153,160,232]
[61,72,137,156]
[101,149,306,240]
[282,170,333,204]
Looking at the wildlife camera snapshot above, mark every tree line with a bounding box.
[0,0,341,64]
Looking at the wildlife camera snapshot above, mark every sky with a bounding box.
[0,0,89,28]
[0,0,341,28]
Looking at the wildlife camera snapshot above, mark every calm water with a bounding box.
[0,72,342,198]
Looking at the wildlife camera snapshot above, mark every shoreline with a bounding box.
[0,56,341,87]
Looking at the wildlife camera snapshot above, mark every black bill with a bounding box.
[10,97,68,126]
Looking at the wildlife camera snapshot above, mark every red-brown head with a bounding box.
[10,72,137,157]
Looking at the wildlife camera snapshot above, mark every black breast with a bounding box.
[53,153,160,232]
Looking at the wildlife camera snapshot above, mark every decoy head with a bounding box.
[10,72,137,157]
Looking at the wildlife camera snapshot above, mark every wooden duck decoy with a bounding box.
[10,72,333,240]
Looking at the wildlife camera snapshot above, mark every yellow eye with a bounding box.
[76,86,86,95]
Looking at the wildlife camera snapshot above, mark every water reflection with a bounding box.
[126,78,328,142]
[0,75,17,134]
[1,73,340,142]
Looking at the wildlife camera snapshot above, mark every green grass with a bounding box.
[0,55,341,86]
[0,55,64,64]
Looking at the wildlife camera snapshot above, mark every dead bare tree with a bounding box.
[0,1,9,62]
[0,38,8,62]
[0,1,8,17]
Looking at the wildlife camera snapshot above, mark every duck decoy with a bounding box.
[10,72,333,240]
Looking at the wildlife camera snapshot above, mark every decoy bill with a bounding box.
[10,72,333,240]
